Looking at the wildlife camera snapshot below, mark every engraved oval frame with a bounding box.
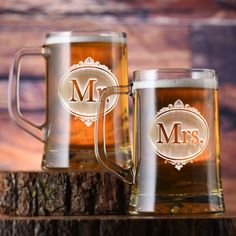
[149,100,210,163]
[58,58,119,120]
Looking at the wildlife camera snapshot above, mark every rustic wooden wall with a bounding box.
[1,0,236,213]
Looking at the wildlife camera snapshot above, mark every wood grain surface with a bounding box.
[0,171,130,216]
[1,0,236,215]
[0,216,235,236]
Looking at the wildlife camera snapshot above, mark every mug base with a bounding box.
[129,192,225,215]
[41,149,102,170]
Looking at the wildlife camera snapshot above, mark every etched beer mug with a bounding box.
[8,31,130,169]
[95,69,225,214]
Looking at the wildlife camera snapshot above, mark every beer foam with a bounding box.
[132,78,218,90]
[45,32,126,45]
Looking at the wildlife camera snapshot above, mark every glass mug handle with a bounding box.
[95,85,134,184]
[8,48,46,141]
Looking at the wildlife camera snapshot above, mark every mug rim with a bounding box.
[132,68,218,90]
[134,68,216,76]
[45,31,126,45]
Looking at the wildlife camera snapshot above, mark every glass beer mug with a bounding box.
[95,69,225,214]
[8,31,130,169]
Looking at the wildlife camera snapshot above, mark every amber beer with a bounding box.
[95,69,225,215]
[8,31,130,169]
[130,74,224,214]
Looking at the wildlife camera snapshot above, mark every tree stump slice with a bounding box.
[0,172,235,235]
[0,171,131,216]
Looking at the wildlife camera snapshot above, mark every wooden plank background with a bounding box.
[1,0,236,213]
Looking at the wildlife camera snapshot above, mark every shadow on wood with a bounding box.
[0,216,235,236]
